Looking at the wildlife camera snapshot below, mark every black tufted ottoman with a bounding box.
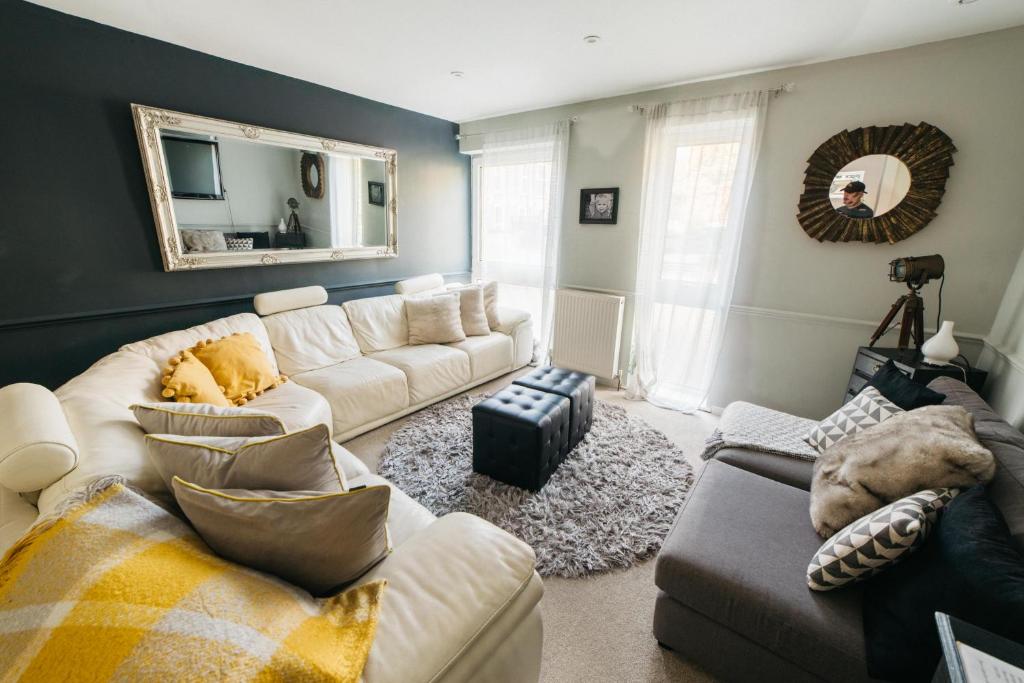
[472,385,571,491]
[513,366,596,451]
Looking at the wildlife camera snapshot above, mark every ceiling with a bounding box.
[29,0,1024,122]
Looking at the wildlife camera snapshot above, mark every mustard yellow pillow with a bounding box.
[161,350,231,407]
[189,332,287,406]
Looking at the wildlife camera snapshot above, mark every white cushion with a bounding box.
[395,273,445,296]
[406,293,466,345]
[244,380,333,435]
[370,345,472,404]
[261,305,361,376]
[120,313,279,374]
[291,358,410,437]
[343,295,408,353]
[445,286,490,337]
[0,383,79,493]
[356,512,538,683]
[253,285,328,316]
[448,334,514,380]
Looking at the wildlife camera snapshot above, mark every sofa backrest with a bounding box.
[119,312,279,374]
[930,377,1024,549]
[342,294,409,354]
[41,350,167,516]
[262,305,362,376]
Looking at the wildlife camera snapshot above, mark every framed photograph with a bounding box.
[368,181,385,207]
[579,187,619,224]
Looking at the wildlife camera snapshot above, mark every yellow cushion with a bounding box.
[190,332,287,406]
[160,350,231,407]
[0,481,386,682]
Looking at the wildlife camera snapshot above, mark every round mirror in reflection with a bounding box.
[828,154,911,219]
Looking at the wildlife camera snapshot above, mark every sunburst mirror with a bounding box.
[797,122,955,244]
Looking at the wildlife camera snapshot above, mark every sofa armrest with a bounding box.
[357,512,542,683]
[495,306,531,335]
[0,486,39,556]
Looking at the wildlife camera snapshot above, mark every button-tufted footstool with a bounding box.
[513,366,596,451]
[471,385,571,491]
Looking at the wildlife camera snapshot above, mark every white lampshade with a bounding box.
[922,321,959,366]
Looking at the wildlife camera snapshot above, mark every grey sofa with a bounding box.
[653,377,1024,682]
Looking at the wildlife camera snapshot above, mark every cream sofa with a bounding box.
[0,275,541,683]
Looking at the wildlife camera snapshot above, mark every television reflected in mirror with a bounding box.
[133,104,397,271]
[828,154,911,220]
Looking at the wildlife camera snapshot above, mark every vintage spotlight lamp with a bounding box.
[869,255,945,350]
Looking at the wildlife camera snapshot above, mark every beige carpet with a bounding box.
[342,369,720,682]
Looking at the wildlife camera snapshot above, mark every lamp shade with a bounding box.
[922,321,958,366]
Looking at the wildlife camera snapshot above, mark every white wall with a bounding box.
[460,26,1024,419]
[172,138,295,232]
[979,244,1024,428]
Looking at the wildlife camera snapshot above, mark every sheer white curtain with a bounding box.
[476,121,569,362]
[626,91,768,412]
[328,156,362,246]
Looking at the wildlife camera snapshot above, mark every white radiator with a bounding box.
[551,288,625,380]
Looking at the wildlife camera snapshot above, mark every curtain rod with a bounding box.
[455,116,578,141]
[627,82,795,114]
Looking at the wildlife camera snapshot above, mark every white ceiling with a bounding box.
[29,0,1024,122]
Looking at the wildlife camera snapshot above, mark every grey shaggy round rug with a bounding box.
[377,394,693,578]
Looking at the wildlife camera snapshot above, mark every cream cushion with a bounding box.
[261,304,361,376]
[145,423,345,492]
[0,383,79,492]
[172,478,390,595]
[243,380,333,434]
[449,281,500,330]
[370,345,472,405]
[291,358,409,437]
[121,313,279,374]
[406,293,466,345]
[253,285,328,316]
[130,402,286,437]
[447,334,514,381]
[343,295,409,354]
[445,286,490,337]
[395,273,445,296]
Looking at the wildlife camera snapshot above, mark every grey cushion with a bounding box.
[655,460,869,682]
[931,377,1024,550]
[131,402,286,437]
[711,447,814,491]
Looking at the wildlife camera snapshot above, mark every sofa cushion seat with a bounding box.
[261,304,361,376]
[370,345,471,405]
[291,358,410,437]
[447,333,514,380]
[245,380,333,435]
[656,460,869,682]
[355,512,540,683]
[347,472,435,547]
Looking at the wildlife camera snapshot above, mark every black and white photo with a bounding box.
[579,187,619,224]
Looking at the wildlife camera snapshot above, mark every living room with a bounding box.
[1,1,1023,681]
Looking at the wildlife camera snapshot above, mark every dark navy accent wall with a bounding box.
[0,1,470,388]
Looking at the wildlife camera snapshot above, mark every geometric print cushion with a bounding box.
[807,488,959,591]
[0,479,386,681]
[803,386,903,452]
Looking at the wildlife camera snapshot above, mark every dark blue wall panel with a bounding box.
[0,1,470,388]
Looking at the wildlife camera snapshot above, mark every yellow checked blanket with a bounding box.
[0,479,385,682]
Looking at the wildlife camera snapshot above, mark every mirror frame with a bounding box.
[131,104,398,271]
[796,122,955,244]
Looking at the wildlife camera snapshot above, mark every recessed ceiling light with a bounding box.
[450,70,465,79]
[583,35,601,45]
[950,0,980,4]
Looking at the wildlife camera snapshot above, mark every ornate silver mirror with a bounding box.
[132,104,397,271]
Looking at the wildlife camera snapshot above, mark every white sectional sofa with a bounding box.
[0,275,541,683]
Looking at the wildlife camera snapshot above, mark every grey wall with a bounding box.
[461,26,1024,418]
[0,1,470,388]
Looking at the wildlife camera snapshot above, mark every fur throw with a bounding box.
[810,405,995,537]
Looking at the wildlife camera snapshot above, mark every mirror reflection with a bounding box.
[828,154,911,219]
[161,130,389,253]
